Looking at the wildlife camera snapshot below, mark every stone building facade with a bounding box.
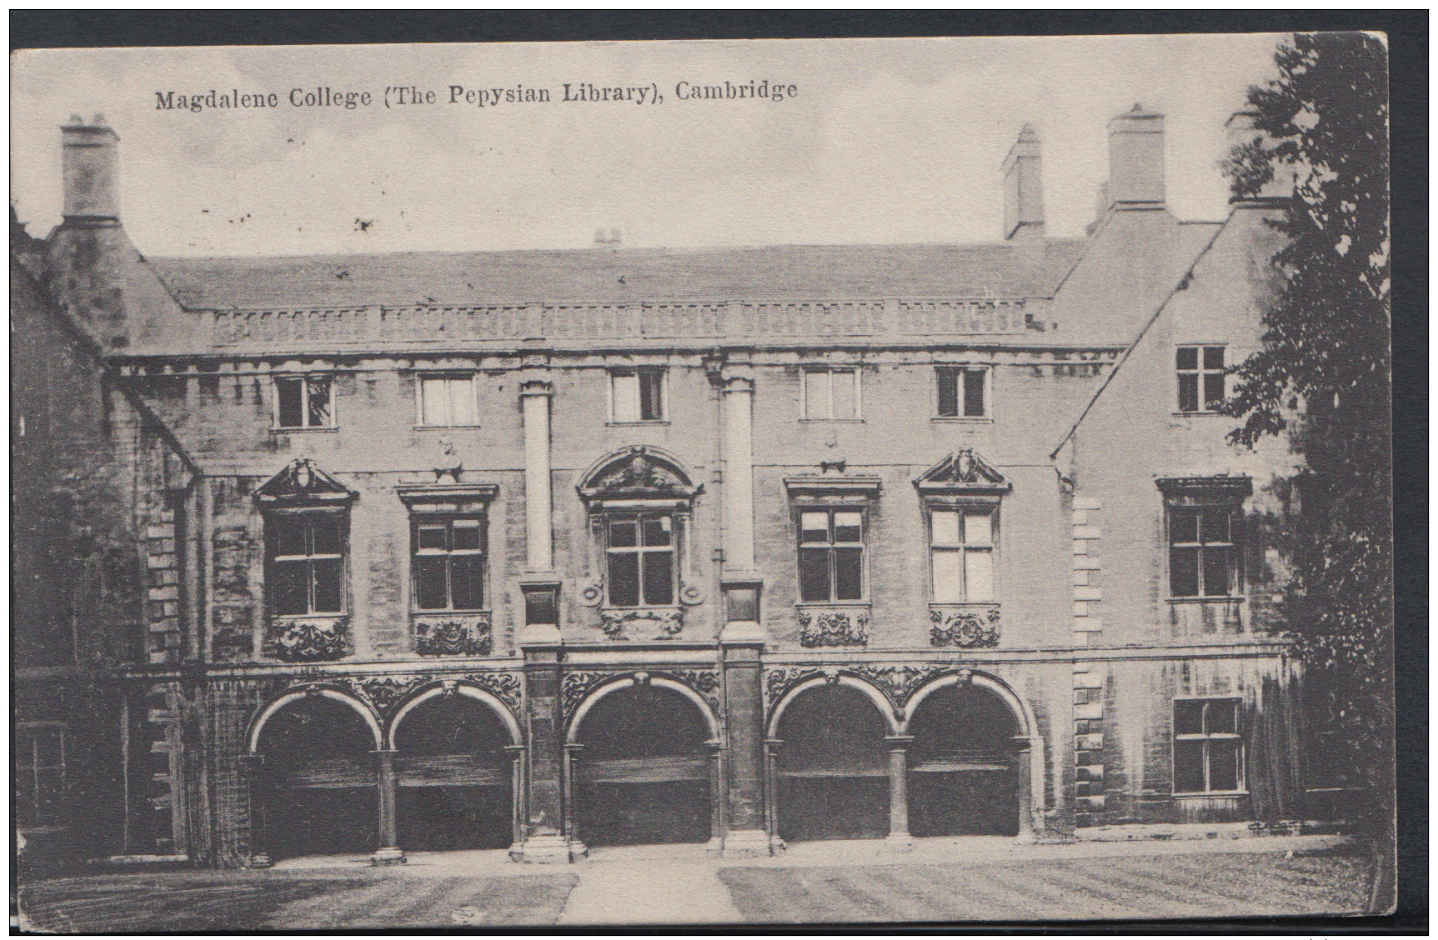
[13,105,1306,868]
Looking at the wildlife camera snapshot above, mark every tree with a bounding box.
[1220,32,1392,910]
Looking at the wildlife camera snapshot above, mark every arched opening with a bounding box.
[255,696,377,860]
[573,684,712,847]
[775,684,889,842]
[392,693,515,852]
[907,682,1021,837]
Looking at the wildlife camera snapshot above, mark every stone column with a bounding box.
[239,754,271,869]
[520,375,554,574]
[721,642,770,857]
[370,749,406,865]
[504,744,527,859]
[883,735,915,851]
[764,738,786,853]
[721,371,757,573]
[705,739,725,855]
[517,651,570,862]
[564,743,588,859]
[1012,735,1037,843]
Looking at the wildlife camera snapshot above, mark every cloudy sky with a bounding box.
[10,35,1283,257]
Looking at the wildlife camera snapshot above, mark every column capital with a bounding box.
[519,375,553,397]
[885,735,916,749]
[722,374,755,394]
[1010,734,1034,753]
[370,748,400,758]
[503,743,529,755]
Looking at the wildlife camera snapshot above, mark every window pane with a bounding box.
[832,369,856,419]
[1203,373,1225,410]
[451,519,482,551]
[1202,546,1231,595]
[273,561,309,615]
[1173,700,1205,736]
[276,377,304,427]
[612,372,639,423]
[1208,739,1241,791]
[964,511,992,547]
[1178,374,1199,412]
[1206,700,1238,735]
[932,549,962,602]
[608,553,639,607]
[309,517,342,556]
[835,547,863,600]
[931,510,960,546]
[270,517,307,557]
[642,550,674,606]
[799,548,830,602]
[312,559,343,613]
[1199,509,1230,544]
[639,370,664,421]
[306,377,331,427]
[420,378,448,425]
[800,512,829,544]
[1169,508,1199,544]
[1173,740,1205,792]
[803,371,830,419]
[1202,346,1225,370]
[416,524,447,551]
[936,368,959,417]
[964,549,994,601]
[450,555,483,610]
[1176,347,1198,370]
[451,379,478,426]
[642,516,672,547]
[963,369,986,417]
[833,512,862,544]
[609,517,637,548]
[1170,547,1199,597]
[33,731,63,768]
[415,556,448,609]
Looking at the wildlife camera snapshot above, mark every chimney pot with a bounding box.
[60,118,120,221]
[1107,104,1165,207]
[1002,123,1045,241]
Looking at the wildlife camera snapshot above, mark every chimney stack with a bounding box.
[1224,110,1296,201]
[61,114,120,223]
[1002,124,1045,240]
[1107,103,1165,207]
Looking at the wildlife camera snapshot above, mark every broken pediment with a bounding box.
[578,446,700,502]
[256,458,356,506]
[914,448,1012,494]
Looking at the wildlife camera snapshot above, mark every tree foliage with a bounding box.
[1220,32,1392,861]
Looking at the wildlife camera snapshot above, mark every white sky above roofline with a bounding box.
[10,36,1283,257]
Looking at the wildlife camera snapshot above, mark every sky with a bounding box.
[10,36,1285,257]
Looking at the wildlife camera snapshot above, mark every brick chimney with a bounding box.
[1002,124,1045,241]
[1224,110,1296,201]
[1107,103,1165,207]
[61,114,120,223]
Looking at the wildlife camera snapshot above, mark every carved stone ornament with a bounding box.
[599,607,684,640]
[929,605,1002,648]
[264,616,352,661]
[339,675,425,715]
[796,608,870,647]
[913,447,1011,493]
[255,458,356,506]
[466,671,523,713]
[578,577,604,607]
[414,614,493,656]
[577,446,700,502]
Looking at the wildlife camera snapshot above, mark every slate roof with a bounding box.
[148,241,1090,310]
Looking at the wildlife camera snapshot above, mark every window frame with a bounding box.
[934,365,992,420]
[794,504,869,604]
[608,367,669,424]
[411,514,488,612]
[603,511,678,608]
[15,722,66,830]
[1171,697,1246,795]
[800,365,862,421]
[264,507,349,617]
[1165,502,1243,600]
[925,501,999,603]
[415,372,481,429]
[272,373,336,430]
[1175,344,1227,414]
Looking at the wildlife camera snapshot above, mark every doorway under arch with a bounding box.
[907,682,1022,837]
[254,695,378,860]
[774,684,890,842]
[571,684,714,848]
[392,693,515,852]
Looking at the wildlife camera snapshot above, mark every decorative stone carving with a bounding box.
[584,449,694,499]
[848,664,950,709]
[599,608,684,640]
[762,666,819,707]
[929,605,1002,648]
[913,448,1010,492]
[255,458,355,506]
[670,668,722,714]
[679,583,705,605]
[340,675,424,715]
[578,577,604,607]
[466,671,523,714]
[562,671,610,719]
[796,608,869,647]
[414,614,493,656]
[263,616,351,661]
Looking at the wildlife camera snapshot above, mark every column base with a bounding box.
[768,835,788,854]
[1013,829,1037,845]
[370,847,407,866]
[513,834,582,864]
[720,828,772,858]
[704,836,725,857]
[247,853,272,869]
[880,834,915,853]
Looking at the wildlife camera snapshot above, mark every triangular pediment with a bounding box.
[256,458,356,505]
[578,446,699,501]
[914,448,1011,493]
